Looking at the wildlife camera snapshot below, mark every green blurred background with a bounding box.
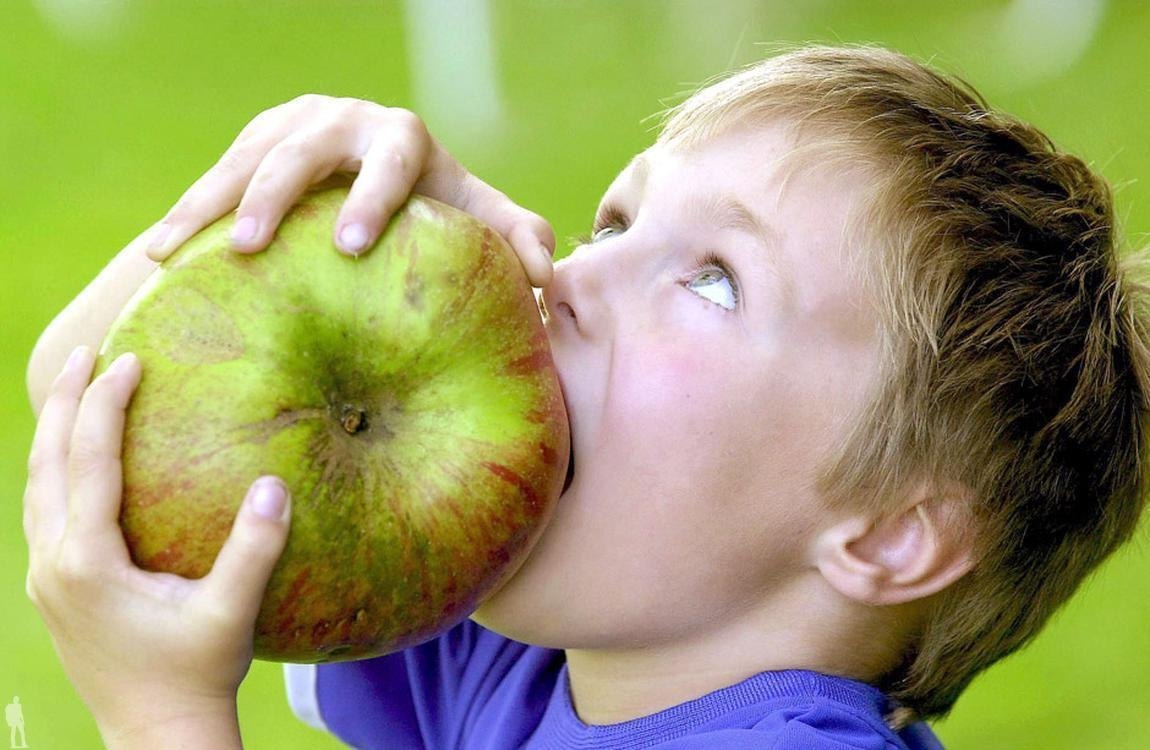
[3,1,1148,747]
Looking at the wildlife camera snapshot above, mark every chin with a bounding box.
[469,590,542,645]
[468,475,580,646]
[468,547,563,647]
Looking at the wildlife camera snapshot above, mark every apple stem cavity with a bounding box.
[340,404,369,435]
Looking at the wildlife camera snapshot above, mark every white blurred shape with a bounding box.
[996,0,1107,85]
[403,0,504,138]
[663,0,812,80]
[33,0,133,48]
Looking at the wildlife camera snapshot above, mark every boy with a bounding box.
[23,43,1150,748]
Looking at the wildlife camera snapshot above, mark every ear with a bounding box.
[813,484,977,607]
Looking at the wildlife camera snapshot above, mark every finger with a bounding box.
[197,476,291,628]
[24,346,96,549]
[65,352,140,552]
[145,97,322,263]
[507,221,555,288]
[332,127,432,256]
[419,159,558,288]
[229,125,361,253]
[145,132,282,263]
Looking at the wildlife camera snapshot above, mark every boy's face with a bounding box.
[472,121,880,649]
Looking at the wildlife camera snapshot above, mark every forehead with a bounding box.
[610,121,854,256]
[610,122,878,341]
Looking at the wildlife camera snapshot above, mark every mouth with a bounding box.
[550,350,575,495]
[536,288,548,323]
[562,441,575,494]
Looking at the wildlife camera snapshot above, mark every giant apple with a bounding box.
[94,181,571,662]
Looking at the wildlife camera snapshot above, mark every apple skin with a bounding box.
[93,182,570,663]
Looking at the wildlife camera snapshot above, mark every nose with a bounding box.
[544,233,661,340]
[541,260,583,335]
[541,243,621,340]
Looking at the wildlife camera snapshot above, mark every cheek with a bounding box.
[759,349,876,488]
[602,328,858,496]
[605,342,728,440]
[590,342,746,522]
[474,340,835,645]
[607,334,798,454]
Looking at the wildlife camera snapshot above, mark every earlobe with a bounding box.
[815,490,977,607]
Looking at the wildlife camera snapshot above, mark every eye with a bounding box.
[684,252,740,312]
[591,225,623,243]
[575,204,741,313]
[571,203,627,248]
[583,203,630,245]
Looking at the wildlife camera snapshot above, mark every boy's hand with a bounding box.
[23,345,291,740]
[146,94,556,287]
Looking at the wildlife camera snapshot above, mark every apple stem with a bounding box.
[340,404,368,434]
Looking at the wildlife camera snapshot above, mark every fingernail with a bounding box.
[108,352,137,377]
[249,477,288,520]
[338,223,369,254]
[148,223,172,251]
[64,345,90,373]
[231,215,259,245]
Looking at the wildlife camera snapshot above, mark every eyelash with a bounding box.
[690,251,741,309]
[572,206,742,310]
[571,204,630,247]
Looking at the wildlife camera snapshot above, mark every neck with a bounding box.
[562,573,907,725]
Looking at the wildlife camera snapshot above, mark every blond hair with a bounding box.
[655,43,1150,726]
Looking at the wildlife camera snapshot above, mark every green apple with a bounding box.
[94,181,571,662]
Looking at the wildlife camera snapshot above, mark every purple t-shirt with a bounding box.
[285,618,944,749]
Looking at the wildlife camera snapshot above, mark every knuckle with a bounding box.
[26,446,53,477]
[269,134,312,162]
[248,165,280,191]
[450,171,477,210]
[336,96,369,113]
[233,111,272,145]
[290,92,327,109]
[344,97,385,125]
[381,145,409,176]
[24,569,57,614]
[215,144,250,175]
[241,107,272,130]
[389,107,429,143]
[313,110,357,142]
[24,564,54,607]
[55,546,96,586]
[25,571,41,606]
[523,213,556,243]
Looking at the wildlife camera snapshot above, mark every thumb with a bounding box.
[198,476,292,626]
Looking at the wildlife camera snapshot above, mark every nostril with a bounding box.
[558,302,576,322]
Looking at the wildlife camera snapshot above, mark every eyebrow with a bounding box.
[624,153,779,253]
[621,152,784,293]
[690,193,781,257]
